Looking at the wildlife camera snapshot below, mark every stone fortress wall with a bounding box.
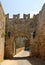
[0,3,5,61]
[5,12,39,58]
[5,14,35,58]
[0,2,45,60]
[30,4,45,60]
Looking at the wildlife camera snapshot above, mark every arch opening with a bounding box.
[13,36,30,57]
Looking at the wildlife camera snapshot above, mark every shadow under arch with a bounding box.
[13,34,30,57]
[4,32,30,59]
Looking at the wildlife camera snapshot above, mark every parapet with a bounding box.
[13,14,20,19]
[23,14,30,19]
[5,14,9,19]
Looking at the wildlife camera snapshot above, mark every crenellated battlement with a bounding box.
[5,14,30,20]
[5,14,9,19]
[13,14,20,19]
[23,14,30,19]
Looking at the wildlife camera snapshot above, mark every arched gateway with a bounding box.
[4,13,31,59]
[3,8,37,59]
[0,2,45,61]
[4,31,31,59]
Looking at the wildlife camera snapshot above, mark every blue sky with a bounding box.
[0,0,45,18]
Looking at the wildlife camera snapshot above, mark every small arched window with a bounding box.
[8,32,11,38]
[33,31,36,38]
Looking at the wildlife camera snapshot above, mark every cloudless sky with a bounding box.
[0,0,45,18]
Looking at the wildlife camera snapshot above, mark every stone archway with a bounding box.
[4,32,30,59]
[13,36,30,57]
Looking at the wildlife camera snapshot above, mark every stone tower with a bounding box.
[0,2,5,61]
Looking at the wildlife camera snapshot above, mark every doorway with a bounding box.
[13,36,30,57]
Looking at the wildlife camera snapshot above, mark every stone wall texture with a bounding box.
[30,4,45,60]
[0,2,45,60]
[0,3,5,61]
[37,4,45,60]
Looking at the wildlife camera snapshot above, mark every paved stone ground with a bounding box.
[0,50,45,65]
[13,50,29,57]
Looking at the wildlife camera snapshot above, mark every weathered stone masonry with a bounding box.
[30,4,45,60]
[0,3,45,60]
[0,3,5,61]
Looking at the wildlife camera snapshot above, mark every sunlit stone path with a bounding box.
[0,50,45,65]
